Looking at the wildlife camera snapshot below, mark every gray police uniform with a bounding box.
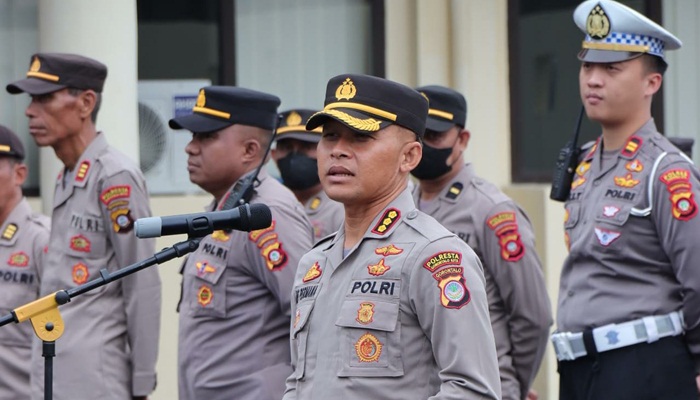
[558,119,700,367]
[0,199,49,400]
[303,189,344,242]
[413,164,552,400]
[178,168,313,400]
[284,189,501,400]
[31,133,161,400]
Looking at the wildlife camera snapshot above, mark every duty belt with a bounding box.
[551,311,684,362]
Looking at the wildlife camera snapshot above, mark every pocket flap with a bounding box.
[594,204,631,226]
[292,301,315,338]
[335,299,399,332]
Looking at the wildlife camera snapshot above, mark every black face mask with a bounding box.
[410,143,454,180]
[277,152,320,190]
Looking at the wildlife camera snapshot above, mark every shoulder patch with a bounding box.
[75,160,91,182]
[100,185,131,205]
[446,182,463,199]
[487,212,516,230]
[495,224,525,262]
[432,266,470,309]
[2,223,18,240]
[660,169,698,221]
[371,208,400,235]
[423,251,462,272]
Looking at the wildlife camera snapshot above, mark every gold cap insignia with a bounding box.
[30,56,41,73]
[286,111,302,126]
[335,78,357,101]
[196,89,206,108]
[586,4,611,40]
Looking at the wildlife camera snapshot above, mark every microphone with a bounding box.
[134,203,272,238]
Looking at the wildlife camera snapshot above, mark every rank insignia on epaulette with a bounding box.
[367,259,391,276]
[375,244,403,256]
[72,263,89,285]
[310,197,321,210]
[355,333,382,362]
[356,302,375,325]
[621,136,642,158]
[371,208,400,235]
[576,161,591,176]
[2,223,17,240]
[302,262,322,283]
[432,266,470,309]
[69,235,91,253]
[446,182,463,199]
[7,251,29,267]
[75,160,90,182]
[198,285,213,307]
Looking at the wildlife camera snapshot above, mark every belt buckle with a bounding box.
[552,333,576,361]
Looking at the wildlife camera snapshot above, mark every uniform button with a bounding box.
[593,180,601,186]
[568,290,574,297]
[407,210,418,219]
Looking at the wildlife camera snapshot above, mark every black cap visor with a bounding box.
[275,131,322,143]
[424,116,457,133]
[169,113,233,134]
[306,108,392,135]
[6,78,67,95]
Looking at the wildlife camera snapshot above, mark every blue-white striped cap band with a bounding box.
[583,32,665,58]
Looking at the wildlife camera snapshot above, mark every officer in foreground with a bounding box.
[0,126,50,400]
[554,1,700,398]
[283,74,500,399]
[169,86,313,400]
[412,85,552,400]
[271,109,344,242]
[7,53,161,400]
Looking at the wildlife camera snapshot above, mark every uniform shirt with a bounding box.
[413,165,552,400]
[559,119,700,367]
[284,189,501,400]
[178,169,314,400]
[31,133,161,400]
[303,189,344,243]
[0,199,50,400]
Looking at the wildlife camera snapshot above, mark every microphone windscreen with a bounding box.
[249,203,272,230]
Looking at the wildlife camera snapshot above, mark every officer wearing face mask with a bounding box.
[272,109,344,242]
[411,85,552,400]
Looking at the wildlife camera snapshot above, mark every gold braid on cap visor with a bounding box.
[312,109,382,132]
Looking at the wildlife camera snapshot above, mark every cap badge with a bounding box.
[586,4,611,40]
[30,57,41,73]
[196,89,206,108]
[335,78,357,101]
[286,111,302,126]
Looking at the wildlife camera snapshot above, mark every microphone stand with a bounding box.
[0,236,202,400]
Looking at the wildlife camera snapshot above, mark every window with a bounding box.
[508,0,663,182]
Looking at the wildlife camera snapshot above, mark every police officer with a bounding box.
[0,126,50,400]
[411,85,552,400]
[283,74,501,399]
[271,109,344,242]
[553,1,700,398]
[6,53,161,400]
[169,86,314,400]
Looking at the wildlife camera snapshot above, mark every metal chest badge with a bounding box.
[355,332,382,363]
[198,285,213,307]
[72,263,89,285]
[356,302,375,325]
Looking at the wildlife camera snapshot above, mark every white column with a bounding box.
[415,0,452,86]
[385,0,418,86]
[37,0,139,213]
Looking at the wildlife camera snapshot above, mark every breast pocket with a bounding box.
[291,296,317,380]
[187,258,227,318]
[593,204,631,253]
[335,298,404,377]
